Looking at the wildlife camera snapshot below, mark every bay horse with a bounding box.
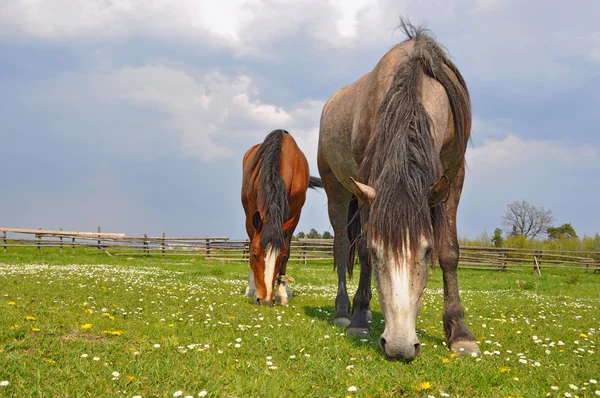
[317,20,479,361]
[241,129,322,306]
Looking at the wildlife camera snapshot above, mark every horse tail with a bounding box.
[346,195,361,278]
[397,18,471,156]
[308,176,324,189]
[251,129,289,251]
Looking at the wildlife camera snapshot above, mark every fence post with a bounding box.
[144,234,148,257]
[497,250,506,271]
[162,233,166,257]
[303,242,307,266]
[37,228,41,253]
[243,240,249,261]
[533,250,542,276]
[97,226,101,254]
[72,237,76,254]
[206,239,211,260]
[59,227,63,255]
[2,230,6,253]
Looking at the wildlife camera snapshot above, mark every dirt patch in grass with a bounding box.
[60,330,111,343]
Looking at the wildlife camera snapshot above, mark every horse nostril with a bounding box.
[379,337,387,351]
[254,297,261,305]
[414,342,422,355]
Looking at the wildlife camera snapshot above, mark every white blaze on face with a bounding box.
[264,244,280,300]
[373,233,430,349]
[374,240,413,322]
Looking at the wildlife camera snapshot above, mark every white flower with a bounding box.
[591,380,598,384]
[564,393,572,398]
[348,386,357,392]
[594,390,600,396]
[93,357,100,361]
[569,384,579,391]
[234,343,241,348]
[289,355,296,359]
[154,344,161,349]
[551,386,559,391]
[174,391,183,397]
[0,381,9,387]
[112,372,120,377]
[198,391,208,397]
[132,396,142,398]
[440,393,450,397]
[346,365,354,370]
[534,362,541,367]
[235,338,242,343]
[266,361,273,366]
[184,396,193,398]
[80,354,88,358]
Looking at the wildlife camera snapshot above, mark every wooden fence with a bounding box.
[2,227,600,273]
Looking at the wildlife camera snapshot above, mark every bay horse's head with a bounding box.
[249,211,295,306]
[351,175,449,361]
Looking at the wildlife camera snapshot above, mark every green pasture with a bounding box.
[0,248,598,397]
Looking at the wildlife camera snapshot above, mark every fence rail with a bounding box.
[2,227,600,273]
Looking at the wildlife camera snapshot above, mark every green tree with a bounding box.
[547,223,577,240]
[322,231,333,239]
[307,229,321,239]
[296,231,306,239]
[491,228,504,247]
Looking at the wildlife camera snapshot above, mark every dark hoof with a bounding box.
[347,327,370,337]
[450,340,481,357]
[333,317,351,328]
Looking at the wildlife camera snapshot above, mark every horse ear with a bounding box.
[350,177,375,205]
[252,211,262,231]
[282,217,297,234]
[428,174,450,207]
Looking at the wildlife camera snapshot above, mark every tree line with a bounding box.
[297,200,600,251]
[294,229,333,240]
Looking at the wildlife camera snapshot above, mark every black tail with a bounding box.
[308,176,324,189]
[346,195,361,278]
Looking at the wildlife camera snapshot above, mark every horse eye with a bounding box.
[424,246,432,257]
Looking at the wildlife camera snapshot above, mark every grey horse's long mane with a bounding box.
[360,19,471,258]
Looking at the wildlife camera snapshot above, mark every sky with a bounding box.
[1,0,599,240]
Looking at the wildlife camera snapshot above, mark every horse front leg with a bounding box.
[275,235,293,306]
[439,166,480,356]
[347,234,372,336]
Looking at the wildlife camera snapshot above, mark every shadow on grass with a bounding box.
[303,305,448,359]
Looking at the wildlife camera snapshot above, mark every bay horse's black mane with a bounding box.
[250,129,290,251]
[360,19,471,257]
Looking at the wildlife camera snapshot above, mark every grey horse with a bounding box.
[317,20,480,361]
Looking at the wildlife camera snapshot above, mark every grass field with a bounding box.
[0,248,599,397]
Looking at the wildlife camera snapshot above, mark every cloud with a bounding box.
[459,132,600,237]
[90,66,324,161]
[467,134,599,173]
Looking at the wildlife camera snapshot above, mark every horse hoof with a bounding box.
[347,327,370,337]
[450,341,481,357]
[333,317,351,328]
